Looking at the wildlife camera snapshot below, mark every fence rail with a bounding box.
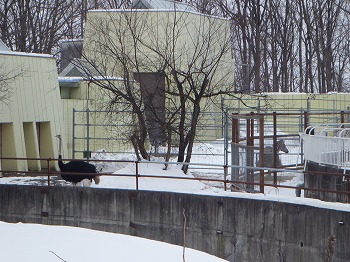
[1,156,350,200]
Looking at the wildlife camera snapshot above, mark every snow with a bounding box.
[89,7,229,21]
[0,50,53,58]
[0,221,227,262]
[1,140,350,261]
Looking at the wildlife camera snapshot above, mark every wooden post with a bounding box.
[246,113,255,192]
[231,114,240,182]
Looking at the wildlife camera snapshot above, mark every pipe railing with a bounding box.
[0,156,349,198]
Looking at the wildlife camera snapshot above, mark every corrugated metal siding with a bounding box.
[0,52,66,171]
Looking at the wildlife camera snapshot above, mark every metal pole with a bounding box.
[246,117,251,191]
[72,108,76,159]
[221,96,225,138]
[246,113,254,192]
[231,113,240,183]
[273,112,277,185]
[223,165,228,191]
[136,161,139,190]
[47,158,51,187]
[259,115,264,193]
[224,108,228,190]
[86,108,90,159]
[224,108,228,167]
[304,111,309,131]
[341,111,344,123]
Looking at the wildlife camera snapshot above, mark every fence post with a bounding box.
[86,108,90,160]
[259,115,264,193]
[273,112,278,185]
[135,161,139,191]
[72,108,76,159]
[304,111,309,131]
[223,165,228,191]
[231,113,240,183]
[47,158,51,187]
[223,109,228,191]
[246,113,254,192]
[341,111,345,123]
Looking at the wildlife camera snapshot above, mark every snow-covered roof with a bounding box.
[59,58,100,77]
[89,6,228,22]
[0,40,54,58]
[0,49,53,58]
[58,76,124,83]
[59,38,84,45]
[131,0,197,12]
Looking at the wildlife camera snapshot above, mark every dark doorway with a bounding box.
[134,72,166,146]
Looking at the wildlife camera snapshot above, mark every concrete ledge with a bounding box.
[0,184,349,261]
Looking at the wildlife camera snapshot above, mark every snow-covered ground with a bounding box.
[0,221,227,262]
[0,140,346,208]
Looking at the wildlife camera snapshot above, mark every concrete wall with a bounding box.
[0,185,349,262]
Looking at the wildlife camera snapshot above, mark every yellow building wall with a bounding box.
[84,10,234,87]
[81,9,234,143]
[0,51,67,171]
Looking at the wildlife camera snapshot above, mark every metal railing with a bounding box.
[1,156,350,201]
[301,123,350,168]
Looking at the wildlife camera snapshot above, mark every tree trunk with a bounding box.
[182,103,201,174]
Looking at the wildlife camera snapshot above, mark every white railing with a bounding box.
[300,124,350,168]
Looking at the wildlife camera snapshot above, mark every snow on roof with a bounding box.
[131,0,197,12]
[0,49,53,58]
[89,7,228,21]
[58,76,84,83]
[0,39,53,58]
[58,76,125,83]
[0,40,55,59]
[59,38,84,44]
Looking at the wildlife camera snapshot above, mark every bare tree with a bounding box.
[217,0,350,93]
[266,0,297,92]
[0,0,83,55]
[79,9,235,171]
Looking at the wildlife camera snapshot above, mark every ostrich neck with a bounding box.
[57,137,65,169]
[58,137,62,156]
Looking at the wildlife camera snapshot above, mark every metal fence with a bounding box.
[1,157,350,202]
[71,108,350,172]
[72,109,228,160]
[230,111,350,193]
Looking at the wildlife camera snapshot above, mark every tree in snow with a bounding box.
[77,9,236,172]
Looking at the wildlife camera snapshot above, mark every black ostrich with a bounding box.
[56,135,100,186]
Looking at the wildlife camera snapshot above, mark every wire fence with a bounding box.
[71,108,350,168]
